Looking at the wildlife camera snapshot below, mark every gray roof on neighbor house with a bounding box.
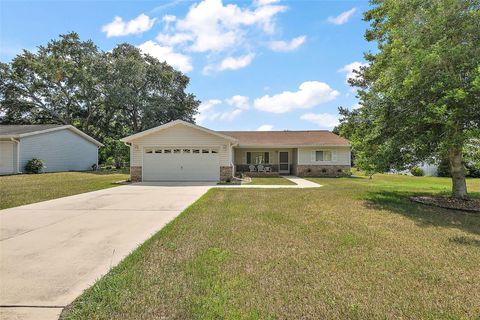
[0,124,103,146]
[0,124,64,135]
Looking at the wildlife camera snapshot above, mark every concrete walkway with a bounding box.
[215,176,322,188]
[0,184,211,320]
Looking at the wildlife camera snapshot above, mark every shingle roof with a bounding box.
[0,124,64,136]
[0,124,103,146]
[219,130,350,147]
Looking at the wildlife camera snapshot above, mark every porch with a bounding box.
[233,148,297,176]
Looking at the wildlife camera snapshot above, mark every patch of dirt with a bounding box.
[411,196,480,213]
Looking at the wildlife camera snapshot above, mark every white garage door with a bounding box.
[143,147,220,181]
[0,142,15,175]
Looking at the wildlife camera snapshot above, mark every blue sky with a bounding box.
[0,0,373,131]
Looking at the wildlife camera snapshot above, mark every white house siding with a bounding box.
[129,124,232,167]
[19,129,98,172]
[0,141,16,175]
[297,147,351,166]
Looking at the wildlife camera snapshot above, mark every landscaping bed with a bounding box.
[411,196,480,212]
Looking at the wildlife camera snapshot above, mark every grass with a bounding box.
[62,174,480,319]
[247,176,296,185]
[0,170,129,210]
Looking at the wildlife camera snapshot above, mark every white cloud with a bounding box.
[213,109,243,122]
[137,40,193,73]
[327,8,357,25]
[195,96,247,124]
[102,14,156,37]
[156,33,193,46]
[269,35,306,52]
[158,0,287,53]
[300,113,340,128]
[226,95,250,109]
[254,81,339,113]
[338,61,368,83]
[162,15,177,23]
[254,0,281,5]
[351,103,361,110]
[195,99,222,124]
[257,124,274,131]
[203,53,255,74]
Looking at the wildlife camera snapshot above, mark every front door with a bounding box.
[279,151,289,174]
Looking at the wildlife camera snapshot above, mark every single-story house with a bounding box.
[0,125,103,175]
[121,120,351,182]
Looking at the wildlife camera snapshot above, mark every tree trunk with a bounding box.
[448,148,468,199]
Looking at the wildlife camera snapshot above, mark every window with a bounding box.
[164,149,172,154]
[211,149,218,154]
[183,149,191,153]
[246,152,270,164]
[173,149,181,154]
[315,150,332,161]
[145,148,153,154]
[192,149,200,154]
[154,148,162,154]
[202,149,210,153]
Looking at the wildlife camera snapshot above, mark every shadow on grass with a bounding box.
[449,236,480,247]
[364,190,480,236]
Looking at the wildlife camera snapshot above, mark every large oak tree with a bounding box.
[338,0,480,199]
[0,32,200,166]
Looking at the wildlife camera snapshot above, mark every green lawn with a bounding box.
[247,176,296,185]
[62,174,480,320]
[0,171,129,210]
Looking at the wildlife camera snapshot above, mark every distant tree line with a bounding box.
[0,32,200,167]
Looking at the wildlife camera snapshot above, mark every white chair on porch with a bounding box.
[249,165,256,172]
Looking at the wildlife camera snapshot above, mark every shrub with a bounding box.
[437,159,451,177]
[410,166,424,177]
[466,162,480,178]
[24,158,45,174]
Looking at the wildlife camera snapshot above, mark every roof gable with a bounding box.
[120,120,238,143]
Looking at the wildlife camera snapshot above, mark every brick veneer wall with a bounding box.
[220,166,233,181]
[130,166,142,182]
[296,165,350,177]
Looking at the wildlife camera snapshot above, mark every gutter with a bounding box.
[10,137,20,174]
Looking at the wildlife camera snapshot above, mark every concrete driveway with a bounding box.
[0,183,213,320]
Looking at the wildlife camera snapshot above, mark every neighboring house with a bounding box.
[121,120,351,182]
[0,125,103,175]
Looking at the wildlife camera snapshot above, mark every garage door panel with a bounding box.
[143,149,219,181]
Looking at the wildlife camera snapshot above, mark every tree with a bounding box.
[104,44,198,135]
[338,0,480,199]
[0,32,200,166]
[0,33,102,128]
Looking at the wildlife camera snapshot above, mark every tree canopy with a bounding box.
[337,0,480,198]
[0,32,200,166]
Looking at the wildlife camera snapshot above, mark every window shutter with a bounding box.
[311,151,316,162]
[265,152,269,164]
[246,152,251,164]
